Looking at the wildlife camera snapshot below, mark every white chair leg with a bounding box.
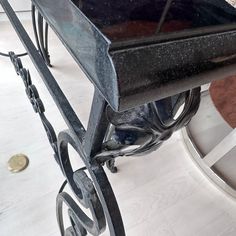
[203,128,236,167]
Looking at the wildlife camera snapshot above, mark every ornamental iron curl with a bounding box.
[57,131,106,235]
[57,130,125,236]
[57,131,106,236]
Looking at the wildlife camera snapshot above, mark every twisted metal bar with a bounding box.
[96,88,201,162]
[9,51,59,161]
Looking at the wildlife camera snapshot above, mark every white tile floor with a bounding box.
[1,19,236,236]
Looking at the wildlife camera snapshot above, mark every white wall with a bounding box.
[0,0,31,12]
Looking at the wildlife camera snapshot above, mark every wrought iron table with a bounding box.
[2,0,236,235]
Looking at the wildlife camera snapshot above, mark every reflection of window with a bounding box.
[74,0,236,41]
[156,0,236,33]
[156,0,173,33]
[101,0,194,40]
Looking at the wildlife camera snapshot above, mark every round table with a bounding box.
[183,76,236,197]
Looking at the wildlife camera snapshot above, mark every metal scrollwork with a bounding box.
[9,52,59,161]
[57,171,106,236]
[57,131,106,236]
[96,88,201,163]
[57,130,125,236]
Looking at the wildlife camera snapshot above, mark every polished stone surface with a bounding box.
[32,0,236,112]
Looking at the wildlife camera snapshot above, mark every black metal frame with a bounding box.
[0,1,202,235]
[0,1,125,235]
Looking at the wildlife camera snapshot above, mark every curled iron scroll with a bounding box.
[57,130,106,235]
[56,130,125,236]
